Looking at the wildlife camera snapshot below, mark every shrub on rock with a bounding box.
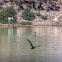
[22,6,35,21]
[0,6,17,23]
[41,15,48,20]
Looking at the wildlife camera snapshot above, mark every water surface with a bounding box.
[0,26,62,62]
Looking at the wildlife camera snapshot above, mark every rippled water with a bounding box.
[0,26,62,62]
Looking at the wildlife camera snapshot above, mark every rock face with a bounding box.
[16,8,62,26]
[0,1,62,26]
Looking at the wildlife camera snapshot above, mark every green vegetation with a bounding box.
[9,0,16,2]
[20,22,32,25]
[36,11,41,16]
[36,12,41,16]
[0,6,17,24]
[22,6,35,21]
[36,11,48,20]
[41,15,48,20]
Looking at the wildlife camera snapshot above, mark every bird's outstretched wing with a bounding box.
[27,39,34,48]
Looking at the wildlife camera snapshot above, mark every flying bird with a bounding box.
[27,39,40,49]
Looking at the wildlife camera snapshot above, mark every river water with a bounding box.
[0,26,62,62]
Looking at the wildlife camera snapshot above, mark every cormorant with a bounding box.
[27,39,40,49]
[34,32,36,36]
[27,39,35,49]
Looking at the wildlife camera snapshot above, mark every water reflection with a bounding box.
[0,26,62,62]
[53,27,58,36]
[8,27,13,42]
